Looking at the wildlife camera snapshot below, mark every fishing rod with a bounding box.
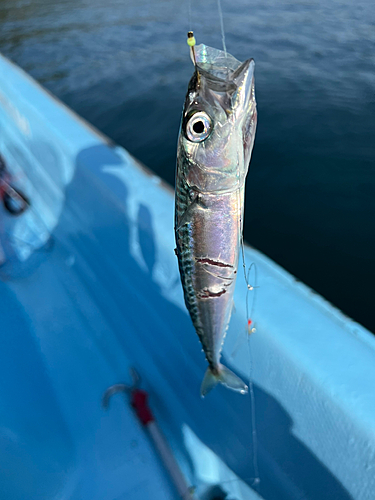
[103,368,197,500]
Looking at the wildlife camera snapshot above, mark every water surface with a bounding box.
[1,0,374,331]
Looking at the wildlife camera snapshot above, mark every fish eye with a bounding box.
[186,111,212,143]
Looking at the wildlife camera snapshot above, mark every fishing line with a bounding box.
[245,263,257,331]
[245,262,260,490]
[217,0,227,56]
[217,475,260,486]
[188,0,192,31]
[234,182,261,492]
[247,264,261,491]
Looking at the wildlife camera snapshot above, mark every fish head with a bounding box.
[178,44,257,194]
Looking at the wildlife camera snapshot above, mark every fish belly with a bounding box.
[175,180,242,368]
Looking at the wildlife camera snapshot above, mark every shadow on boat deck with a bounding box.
[0,142,353,500]
[69,145,354,500]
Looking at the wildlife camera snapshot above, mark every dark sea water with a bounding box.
[1,0,374,332]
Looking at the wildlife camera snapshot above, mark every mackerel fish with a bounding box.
[175,44,257,396]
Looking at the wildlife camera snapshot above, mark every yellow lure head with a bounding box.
[187,31,196,47]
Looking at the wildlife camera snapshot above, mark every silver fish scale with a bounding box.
[175,170,207,351]
[175,161,242,369]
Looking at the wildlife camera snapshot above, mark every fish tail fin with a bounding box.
[200,364,248,397]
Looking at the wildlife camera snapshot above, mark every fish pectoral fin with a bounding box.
[176,197,207,231]
[200,364,248,398]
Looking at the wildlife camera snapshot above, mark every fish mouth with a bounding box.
[193,44,254,93]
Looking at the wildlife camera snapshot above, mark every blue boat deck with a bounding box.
[1,53,375,500]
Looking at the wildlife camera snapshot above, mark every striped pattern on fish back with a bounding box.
[175,174,207,351]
